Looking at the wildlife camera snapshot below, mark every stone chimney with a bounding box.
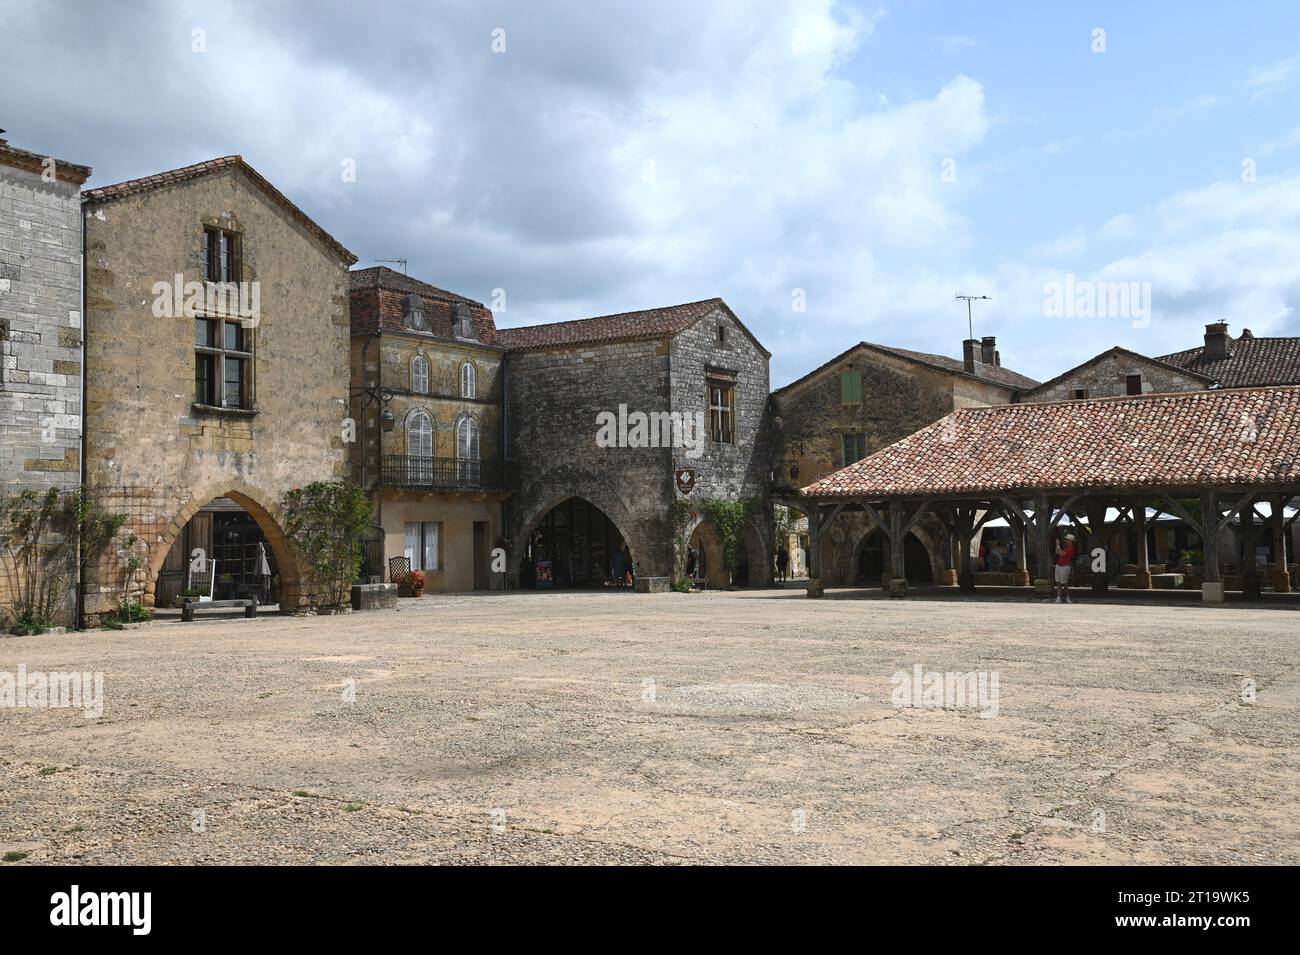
[962,338,980,373]
[980,336,998,365]
[1203,322,1231,360]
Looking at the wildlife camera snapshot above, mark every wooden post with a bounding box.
[958,505,974,592]
[1034,495,1052,597]
[888,502,907,597]
[806,506,823,597]
[1272,494,1291,593]
[1133,501,1151,589]
[1085,499,1111,595]
[1013,514,1029,587]
[1241,501,1262,597]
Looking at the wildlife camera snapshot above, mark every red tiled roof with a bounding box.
[773,340,1038,396]
[1158,336,1300,388]
[804,385,1300,498]
[82,156,356,264]
[496,297,770,356]
[349,267,498,344]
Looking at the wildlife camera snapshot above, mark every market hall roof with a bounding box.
[495,297,770,357]
[803,385,1300,499]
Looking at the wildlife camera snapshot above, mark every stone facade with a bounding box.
[0,136,92,625]
[81,158,355,618]
[1021,346,1211,402]
[772,339,1034,586]
[348,268,508,592]
[502,300,773,586]
[0,138,90,491]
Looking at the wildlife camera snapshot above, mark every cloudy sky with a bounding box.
[4,0,1299,385]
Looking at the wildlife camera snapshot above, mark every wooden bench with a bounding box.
[181,597,258,622]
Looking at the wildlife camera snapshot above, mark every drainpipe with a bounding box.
[359,328,384,576]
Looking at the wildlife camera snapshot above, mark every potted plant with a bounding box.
[409,570,426,597]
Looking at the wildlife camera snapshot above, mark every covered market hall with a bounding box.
[799,385,1300,604]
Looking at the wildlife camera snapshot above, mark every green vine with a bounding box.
[699,497,761,581]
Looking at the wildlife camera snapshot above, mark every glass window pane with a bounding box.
[404,522,420,570]
[195,318,214,347]
[224,322,242,351]
[423,523,439,571]
[195,354,213,404]
[223,357,245,407]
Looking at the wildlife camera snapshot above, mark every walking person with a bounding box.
[1054,532,1077,603]
[776,546,789,583]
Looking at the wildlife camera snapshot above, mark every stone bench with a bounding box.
[180,597,257,622]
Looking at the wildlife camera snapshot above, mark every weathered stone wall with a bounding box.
[1,147,88,626]
[669,305,773,583]
[504,337,673,580]
[0,161,83,492]
[82,166,353,616]
[1024,353,1207,402]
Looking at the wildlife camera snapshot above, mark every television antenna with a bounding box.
[954,294,991,339]
[375,258,408,274]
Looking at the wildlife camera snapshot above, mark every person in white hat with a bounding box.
[1054,532,1077,603]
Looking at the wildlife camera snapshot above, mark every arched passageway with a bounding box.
[151,486,301,609]
[685,517,769,588]
[856,530,934,585]
[516,496,634,588]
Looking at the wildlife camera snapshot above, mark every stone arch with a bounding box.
[145,481,304,611]
[510,489,645,587]
[851,523,941,585]
[684,513,769,587]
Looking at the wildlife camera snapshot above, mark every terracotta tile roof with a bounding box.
[496,297,770,356]
[1158,335,1300,388]
[1021,345,1216,399]
[0,138,92,185]
[349,266,499,344]
[804,385,1300,498]
[82,155,356,264]
[774,340,1038,397]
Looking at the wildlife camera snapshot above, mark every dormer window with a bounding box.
[404,293,426,331]
[453,303,476,340]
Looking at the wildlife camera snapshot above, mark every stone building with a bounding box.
[497,298,773,590]
[348,267,509,592]
[0,132,92,625]
[81,156,356,617]
[771,336,1037,586]
[1019,346,1213,402]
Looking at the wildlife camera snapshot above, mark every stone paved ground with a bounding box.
[1,588,1296,865]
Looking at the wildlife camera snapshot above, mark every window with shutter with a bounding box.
[411,355,429,394]
[840,370,862,404]
[461,361,476,398]
[407,409,433,457]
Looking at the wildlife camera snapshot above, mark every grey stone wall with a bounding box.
[1024,352,1207,402]
[503,305,774,585]
[504,338,674,579]
[0,163,83,491]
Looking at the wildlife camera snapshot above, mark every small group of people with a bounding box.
[610,544,634,588]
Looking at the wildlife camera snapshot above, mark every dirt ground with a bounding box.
[1,587,1296,865]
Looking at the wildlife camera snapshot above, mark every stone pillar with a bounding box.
[940,522,959,585]
[1133,503,1151,589]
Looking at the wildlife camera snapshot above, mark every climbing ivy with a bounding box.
[699,497,761,581]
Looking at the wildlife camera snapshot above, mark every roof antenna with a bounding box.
[374,258,408,274]
[955,294,991,339]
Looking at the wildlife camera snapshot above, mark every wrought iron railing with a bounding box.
[380,455,513,491]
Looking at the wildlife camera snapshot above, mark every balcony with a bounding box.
[380,455,514,492]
